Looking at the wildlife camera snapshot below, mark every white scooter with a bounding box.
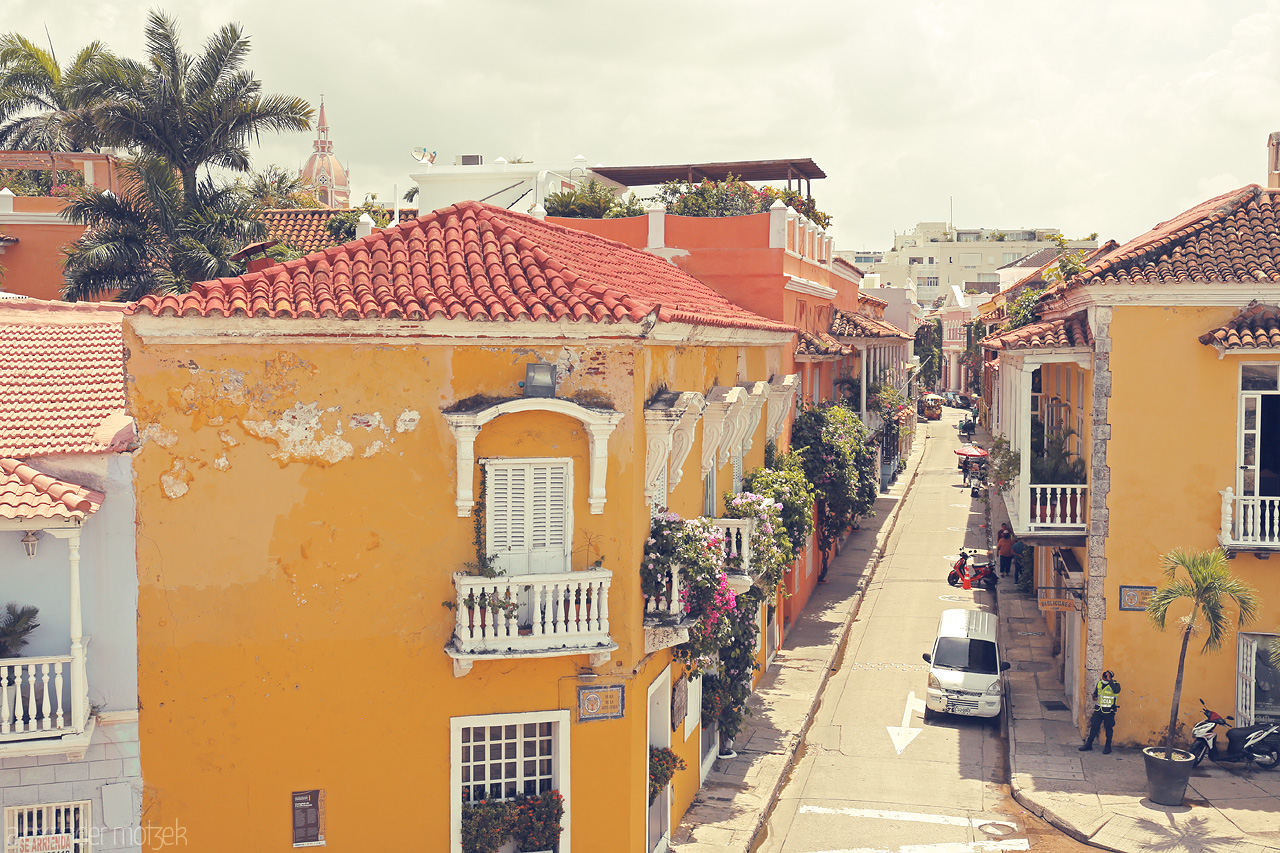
[1190,698,1280,769]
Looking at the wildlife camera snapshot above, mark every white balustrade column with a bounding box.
[67,531,87,731]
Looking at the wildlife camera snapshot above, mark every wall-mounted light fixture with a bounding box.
[521,363,557,398]
[21,531,39,558]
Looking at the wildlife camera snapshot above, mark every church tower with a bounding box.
[300,98,350,208]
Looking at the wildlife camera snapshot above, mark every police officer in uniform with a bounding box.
[1079,670,1121,754]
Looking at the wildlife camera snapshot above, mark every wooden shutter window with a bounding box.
[484,459,571,575]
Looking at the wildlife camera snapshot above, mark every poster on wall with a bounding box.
[292,789,326,847]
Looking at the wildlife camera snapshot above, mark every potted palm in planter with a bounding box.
[1030,428,1085,523]
[1144,547,1259,806]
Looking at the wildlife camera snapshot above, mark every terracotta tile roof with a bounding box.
[981,311,1093,351]
[795,329,851,357]
[857,292,887,310]
[830,309,911,340]
[0,458,103,520]
[1051,186,1280,292]
[0,303,129,457]
[135,202,794,333]
[1199,301,1280,351]
[260,208,419,255]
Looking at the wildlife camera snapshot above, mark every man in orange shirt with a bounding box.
[996,527,1016,578]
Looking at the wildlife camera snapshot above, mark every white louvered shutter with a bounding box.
[486,460,571,575]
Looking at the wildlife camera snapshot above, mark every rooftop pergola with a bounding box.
[592,158,827,198]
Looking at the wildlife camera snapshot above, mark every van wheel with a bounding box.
[923,706,935,723]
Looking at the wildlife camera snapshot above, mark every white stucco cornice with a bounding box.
[701,386,747,477]
[1040,282,1280,317]
[784,276,838,300]
[643,391,705,506]
[999,348,1093,370]
[443,398,624,517]
[766,374,799,440]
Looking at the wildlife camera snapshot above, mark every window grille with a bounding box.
[459,721,555,803]
[5,802,91,853]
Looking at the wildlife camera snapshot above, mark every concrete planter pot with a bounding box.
[1142,746,1196,806]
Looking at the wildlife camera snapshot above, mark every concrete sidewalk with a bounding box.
[981,429,1280,853]
[669,435,928,852]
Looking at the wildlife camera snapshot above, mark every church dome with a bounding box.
[300,99,350,207]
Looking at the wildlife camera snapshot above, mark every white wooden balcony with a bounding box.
[446,568,616,677]
[1024,484,1088,531]
[711,517,756,592]
[1219,488,1280,551]
[0,644,90,753]
[644,517,757,650]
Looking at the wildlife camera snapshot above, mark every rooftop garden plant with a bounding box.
[652,174,832,228]
[543,179,644,219]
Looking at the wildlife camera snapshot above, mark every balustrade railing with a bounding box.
[710,518,754,577]
[1220,488,1280,547]
[1025,484,1088,528]
[0,654,81,741]
[452,569,612,654]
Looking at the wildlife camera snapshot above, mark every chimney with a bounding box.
[1269,132,1280,189]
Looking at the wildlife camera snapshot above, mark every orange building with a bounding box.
[0,152,122,301]
[124,201,798,851]
[549,201,912,627]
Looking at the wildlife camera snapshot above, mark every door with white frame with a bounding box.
[1238,632,1280,727]
[1237,364,1280,543]
[484,458,572,623]
[647,666,672,853]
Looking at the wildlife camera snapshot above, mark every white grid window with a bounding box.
[451,710,571,853]
[459,720,554,802]
[5,802,91,853]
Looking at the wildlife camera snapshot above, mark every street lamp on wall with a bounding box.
[522,363,557,398]
[21,531,38,558]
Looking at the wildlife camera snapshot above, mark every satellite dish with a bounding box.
[411,148,436,164]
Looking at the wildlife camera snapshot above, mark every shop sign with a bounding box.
[671,674,688,731]
[578,684,625,722]
[1038,597,1078,612]
[16,836,73,853]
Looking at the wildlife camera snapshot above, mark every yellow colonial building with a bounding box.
[123,202,797,850]
[983,158,1280,747]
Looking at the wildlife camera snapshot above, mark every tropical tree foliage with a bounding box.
[86,11,312,208]
[791,404,878,579]
[62,156,264,301]
[914,318,941,390]
[0,34,112,151]
[544,179,645,219]
[1146,548,1259,759]
[234,165,320,211]
[653,175,832,227]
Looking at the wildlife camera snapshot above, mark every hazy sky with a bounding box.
[7,0,1279,249]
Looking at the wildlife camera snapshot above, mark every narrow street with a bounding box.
[757,411,1092,853]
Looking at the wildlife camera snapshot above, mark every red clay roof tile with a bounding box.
[0,458,103,520]
[259,208,419,255]
[830,309,911,340]
[981,311,1093,351]
[795,330,851,357]
[1198,301,1280,351]
[0,303,128,457]
[1050,186,1280,292]
[135,202,793,333]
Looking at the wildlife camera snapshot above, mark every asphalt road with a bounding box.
[757,410,1093,853]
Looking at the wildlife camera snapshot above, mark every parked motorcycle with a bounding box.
[1190,698,1280,769]
[946,549,998,590]
[964,459,988,496]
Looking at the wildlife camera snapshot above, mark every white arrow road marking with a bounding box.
[799,806,1017,832]
[886,691,927,754]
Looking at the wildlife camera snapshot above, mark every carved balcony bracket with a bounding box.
[737,381,770,456]
[644,391,705,505]
[702,386,747,477]
[766,374,800,440]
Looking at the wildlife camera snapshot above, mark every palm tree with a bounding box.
[61,156,264,302]
[1146,547,1260,759]
[90,11,311,208]
[0,33,112,151]
[236,165,320,211]
[0,602,40,657]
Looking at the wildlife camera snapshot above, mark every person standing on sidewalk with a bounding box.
[996,527,1016,578]
[1079,670,1121,754]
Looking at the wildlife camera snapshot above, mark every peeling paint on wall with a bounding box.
[243,402,354,466]
[395,409,420,433]
[160,458,192,499]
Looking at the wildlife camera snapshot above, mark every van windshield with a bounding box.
[933,638,999,674]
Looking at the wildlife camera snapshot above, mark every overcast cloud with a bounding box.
[5,0,1279,249]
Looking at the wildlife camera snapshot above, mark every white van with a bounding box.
[922,608,1009,720]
